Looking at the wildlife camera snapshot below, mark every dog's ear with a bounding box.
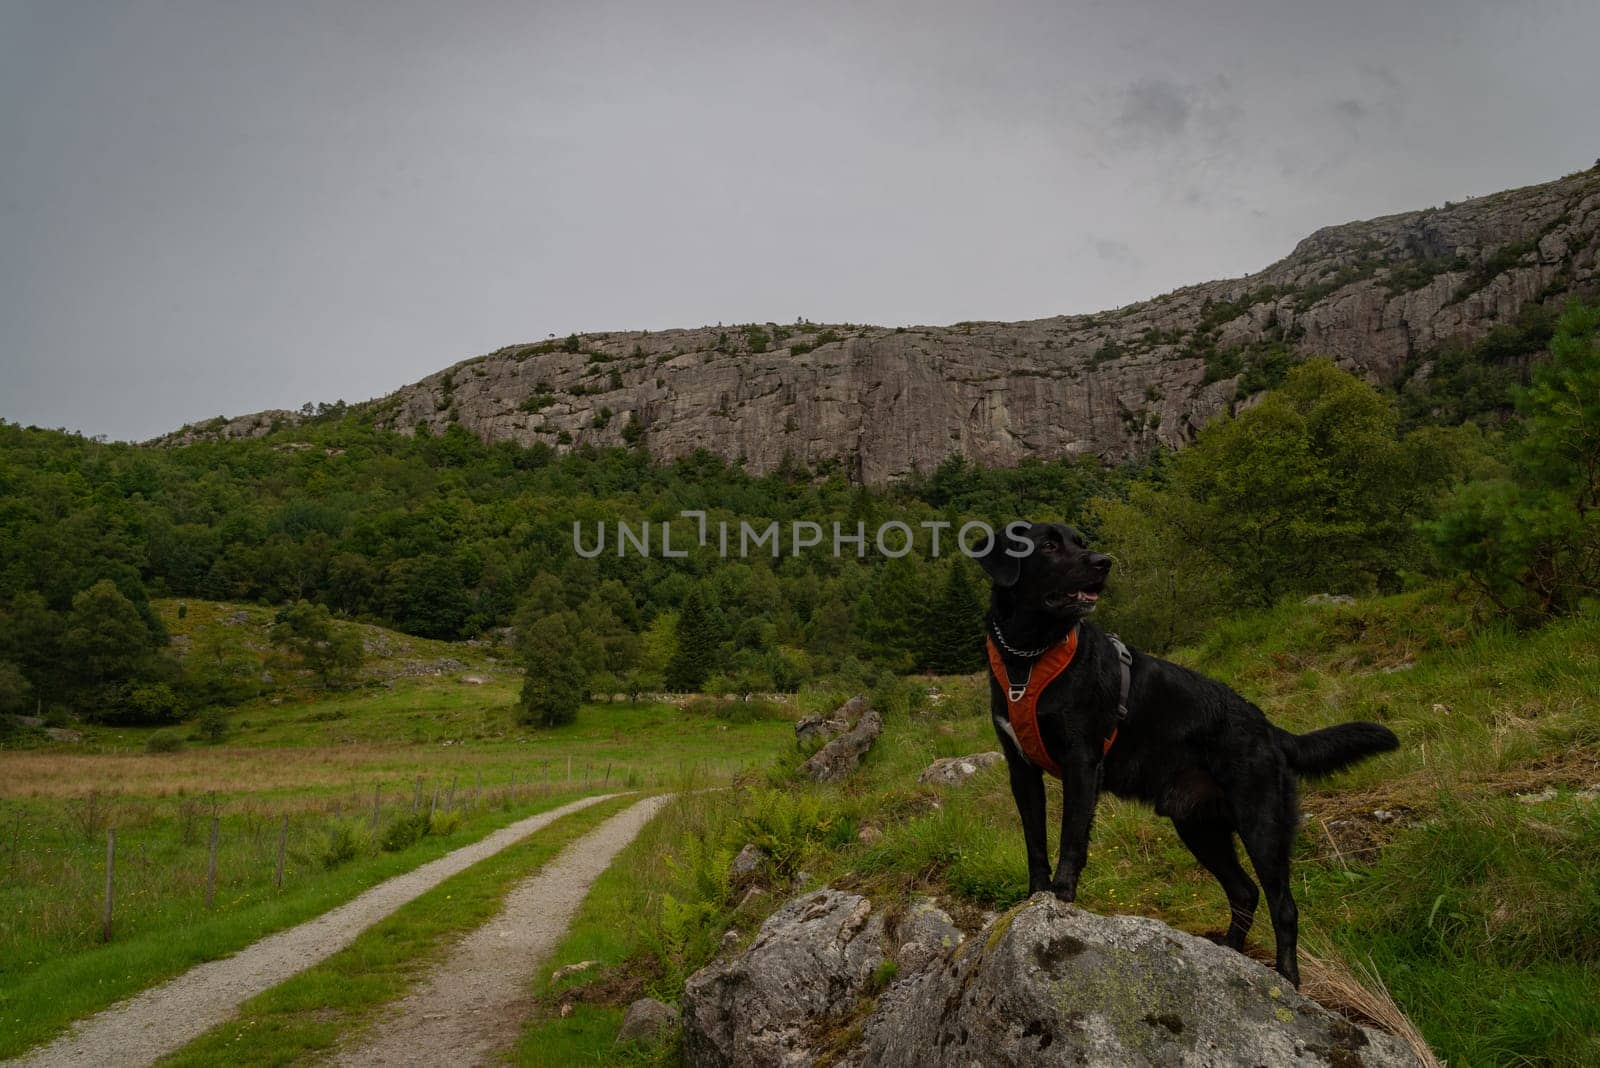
[975,521,1029,588]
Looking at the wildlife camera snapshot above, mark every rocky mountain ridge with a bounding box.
[160,167,1600,483]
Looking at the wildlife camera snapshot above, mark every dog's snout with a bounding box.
[1089,553,1111,574]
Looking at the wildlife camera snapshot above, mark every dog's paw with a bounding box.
[1049,883,1078,904]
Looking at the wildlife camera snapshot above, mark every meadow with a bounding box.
[513,589,1600,1068]
[0,601,792,1059]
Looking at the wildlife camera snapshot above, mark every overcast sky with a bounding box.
[3,0,1598,441]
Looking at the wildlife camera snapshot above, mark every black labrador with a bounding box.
[978,520,1398,985]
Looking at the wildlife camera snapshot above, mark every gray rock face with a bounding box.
[855,895,1422,1068]
[918,751,1004,787]
[616,997,679,1045]
[894,898,965,973]
[799,707,883,782]
[682,888,886,1068]
[795,695,866,744]
[156,170,1600,484]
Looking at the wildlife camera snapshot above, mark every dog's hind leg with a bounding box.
[1236,805,1301,987]
[1172,818,1259,951]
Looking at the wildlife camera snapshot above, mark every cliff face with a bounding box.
[162,168,1600,483]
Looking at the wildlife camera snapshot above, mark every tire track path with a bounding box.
[331,794,673,1067]
[10,793,626,1068]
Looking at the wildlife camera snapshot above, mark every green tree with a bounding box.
[1430,301,1600,616]
[664,586,717,692]
[1091,483,1232,650]
[0,659,31,715]
[61,580,162,694]
[919,560,986,673]
[518,613,585,727]
[1108,361,1458,609]
[0,592,63,699]
[270,601,364,687]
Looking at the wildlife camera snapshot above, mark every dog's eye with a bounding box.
[1040,539,1059,554]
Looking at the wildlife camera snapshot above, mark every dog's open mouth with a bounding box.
[1044,584,1104,612]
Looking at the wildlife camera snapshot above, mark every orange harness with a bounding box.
[986,628,1120,779]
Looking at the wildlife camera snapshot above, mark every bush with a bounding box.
[380,812,430,852]
[321,821,369,869]
[145,730,184,753]
[196,706,228,743]
[428,809,463,836]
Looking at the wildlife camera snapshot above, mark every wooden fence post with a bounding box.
[101,828,115,943]
[446,775,458,811]
[474,773,481,808]
[275,815,287,891]
[412,776,422,814]
[603,763,611,787]
[205,817,220,909]
[429,783,438,819]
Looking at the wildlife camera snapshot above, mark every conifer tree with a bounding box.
[921,561,986,674]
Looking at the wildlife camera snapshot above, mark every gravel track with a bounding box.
[9,793,626,1068]
[330,793,674,1067]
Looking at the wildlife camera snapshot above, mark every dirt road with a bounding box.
[11,793,628,1068]
[332,793,674,1066]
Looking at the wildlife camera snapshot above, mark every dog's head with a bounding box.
[976,521,1111,620]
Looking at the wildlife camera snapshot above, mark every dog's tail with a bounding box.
[1275,722,1398,778]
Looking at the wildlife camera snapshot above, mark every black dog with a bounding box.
[977,521,1398,985]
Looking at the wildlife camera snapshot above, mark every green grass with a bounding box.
[0,601,791,1059]
[0,789,603,1060]
[159,794,637,1067]
[513,591,1600,1067]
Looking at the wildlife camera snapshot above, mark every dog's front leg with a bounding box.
[1051,749,1102,902]
[1003,751,1052,894]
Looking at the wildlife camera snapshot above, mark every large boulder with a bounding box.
[794,695,866,744]
[854,895,1422,1068]
[800,708,883,782]
[682,888,886,1067]
[918,751,1004,787]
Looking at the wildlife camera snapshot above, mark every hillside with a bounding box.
[515,589,1600,1067]
[158,167,1600,482]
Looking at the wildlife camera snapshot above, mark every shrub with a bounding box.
[196,706,228,743]
[380,812,430,852]
[145,730,184,753]
[428,809,463,836]
[320,821,369,868]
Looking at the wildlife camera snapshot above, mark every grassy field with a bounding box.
[0,601,793,1060]
[514,590,1600,1067]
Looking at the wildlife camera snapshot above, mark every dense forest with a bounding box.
[2,302,1596,727]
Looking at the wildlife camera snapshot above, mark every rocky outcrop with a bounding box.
[682,888,1426,1067]
[855,896,1420,1067]
[795,695,866,745]
[918,751,1004,787]
[155,168,1600,483]
[800,707,882,782]
[682,888,886,1068]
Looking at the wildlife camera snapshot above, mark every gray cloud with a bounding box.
[2,0,1598,440]
[1118,79,1194,140]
